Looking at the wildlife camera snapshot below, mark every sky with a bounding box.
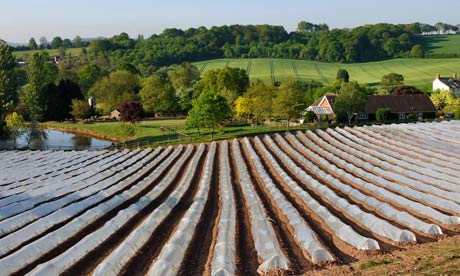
[2,0,460,43]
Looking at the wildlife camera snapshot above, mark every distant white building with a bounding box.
[111,109,121,120]
[433,73,460,97]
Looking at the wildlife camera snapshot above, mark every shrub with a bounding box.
[376,108,391,122]
[406,113,416,120]
[304,110,316,122]
[455,111,460,120]
[70,99,92,120]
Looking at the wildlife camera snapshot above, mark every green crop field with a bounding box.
[13,48,83,60]
[418,35,460,55]
[194,58,460,87]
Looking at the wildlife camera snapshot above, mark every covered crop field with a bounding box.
[1,121,460,276]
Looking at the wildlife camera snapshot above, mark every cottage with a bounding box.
[304,93,336,120]
[433,73,460,97]
[363,94,436,120]
[307,93,436,121]
[111,109,121,120]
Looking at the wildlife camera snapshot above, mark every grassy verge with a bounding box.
[41,120,319,147]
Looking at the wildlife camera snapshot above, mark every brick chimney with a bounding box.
[453,73,458,80]
[436,73,441,79]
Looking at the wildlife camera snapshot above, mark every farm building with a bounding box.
[433,73,460,97]
[307,93,436,121]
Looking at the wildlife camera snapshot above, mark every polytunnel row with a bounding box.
[309,130,460,214]
[322,130,460,198]
[252,136,380,250]
[356,126,460,170]
[242,137,334,262]
[335,127,460,181]
[327,128,460,187]
[264,134,416,243]
[210,141,237,276]
[294,132,460,226]
[0,148,153,222]
[0,149,104,185]
[0,150,116,193]
[282,132,446,234]
[0,149,148,218]
[231,139,290,273]
[0,149,129,197]
[0,146,176,270]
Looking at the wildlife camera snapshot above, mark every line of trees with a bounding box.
[14,21,460,66]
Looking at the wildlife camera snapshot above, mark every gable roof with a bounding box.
[311,93,337,107]
[365,94,436,114]
[438,78,460,89]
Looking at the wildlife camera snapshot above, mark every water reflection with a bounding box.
[0,129,112,150]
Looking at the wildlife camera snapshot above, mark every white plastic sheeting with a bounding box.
[314,130,460,210]
[0,149,155,238]
[211,141,237,276]
[302,131,460,224]
[0,147,190,275]
[0,151,116,194]
[253,136,379,250]
[231,139,290,274]
[147,142,217,276]
[329,128,460,186]
[264,134,416,243]
[283,132,444,234]
[357,126,460,170]
[0,149,141,218]
[28,145,199,276]
[341,127,460,179]
[243,137,334,262]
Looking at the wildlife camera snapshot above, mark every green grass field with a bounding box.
[13,48,83,60]
[42,119,316,144]
[418,35,460,55]
[194,57,460,87]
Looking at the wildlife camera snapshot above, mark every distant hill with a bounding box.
[194,58,460,87]
[417,35,460,57]
[0,39,6,45]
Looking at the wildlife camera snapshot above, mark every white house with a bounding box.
[433,73,460,97]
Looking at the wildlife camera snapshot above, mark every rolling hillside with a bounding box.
[418,35,460,55]
[194,58,460,87]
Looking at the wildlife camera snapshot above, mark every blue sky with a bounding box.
[2,0,459,42]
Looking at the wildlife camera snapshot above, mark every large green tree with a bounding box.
[0,44,18,135]
[272,79,305,128]
[51,36,63,49]
[235,81,276,127]
[201,67,249,106]
[140,75,177,115]
[28,38,38,50]
[167,63,200,111]
[23,52,58,121]
[186,90,232,140]
[77,64,103,95]
[89,70,140,114]
[334,81,368,125]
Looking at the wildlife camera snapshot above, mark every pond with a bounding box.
[0,129,113,150]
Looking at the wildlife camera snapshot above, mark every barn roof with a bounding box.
[365,94,436,114]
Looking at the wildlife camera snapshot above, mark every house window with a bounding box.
[398,113,406,120]
[357,113,368,120]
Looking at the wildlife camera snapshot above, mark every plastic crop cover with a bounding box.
[230,139,290,274]
[211,141,237,276]
[254,136,379,250]
[265,134,416,243]
[147,143,216,276]
[243,137,334,262]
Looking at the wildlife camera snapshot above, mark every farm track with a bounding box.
[2,121,460,275]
